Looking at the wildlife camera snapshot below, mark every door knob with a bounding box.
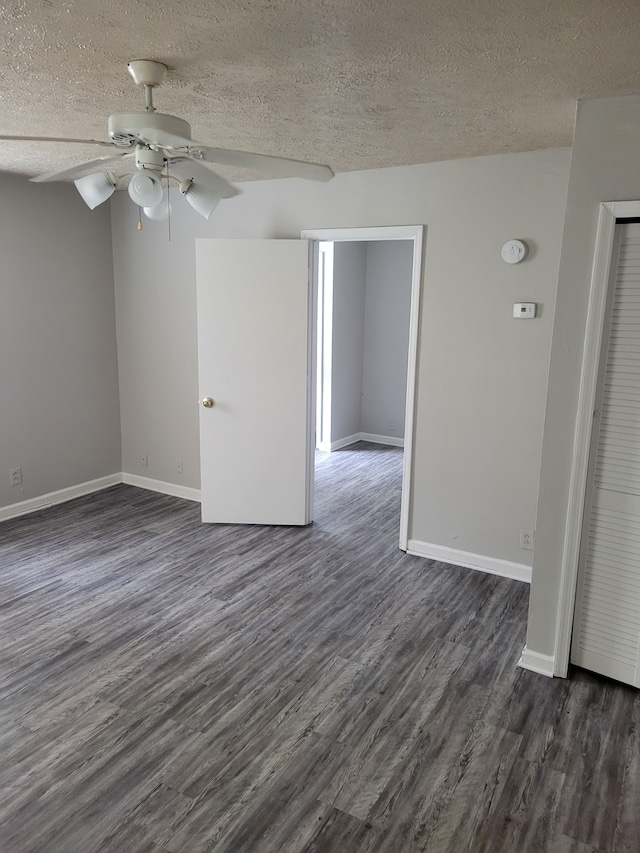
[202,397,214,408]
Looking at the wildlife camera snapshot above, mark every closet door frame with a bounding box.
[555,200,640,678]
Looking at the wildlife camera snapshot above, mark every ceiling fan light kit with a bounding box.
[127,170,163,206]
[143,192,171,221]
[3,58,334,225]
[73,171,116,210]
[179,179,221,220]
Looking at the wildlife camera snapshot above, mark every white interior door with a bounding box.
[196,238,314,525]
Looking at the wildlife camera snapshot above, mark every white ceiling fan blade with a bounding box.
[30,152,134,183]
[0,134,114,147]
[188,144,334,182]
[137,128,194,149]
[169,157,240,199]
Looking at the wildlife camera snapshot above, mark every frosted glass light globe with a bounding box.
[128,170,163,207]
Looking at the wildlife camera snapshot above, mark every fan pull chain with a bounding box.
[137,206,143,230]
[166,161,172,243]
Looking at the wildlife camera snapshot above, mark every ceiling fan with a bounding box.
[0,60,334,220]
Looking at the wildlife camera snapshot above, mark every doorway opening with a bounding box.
[314,238,413,453]
[302,226,424,550]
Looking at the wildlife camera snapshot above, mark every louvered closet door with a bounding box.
[572,223,640,687]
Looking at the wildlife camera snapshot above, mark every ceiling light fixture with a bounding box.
[127,169,163,207]
[74,171,116,209]
[72,162,228,223]
[143,190,171,221]
[179,178,221,220]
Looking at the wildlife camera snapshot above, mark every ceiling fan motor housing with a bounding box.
[107,113,192,148]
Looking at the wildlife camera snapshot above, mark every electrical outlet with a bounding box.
[520,529,535,551]
[388,419,396,431]
[176,459,183,474]
[9,466,22,486]
[140,453,148,468]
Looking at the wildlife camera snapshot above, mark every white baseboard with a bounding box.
[329,432,405,451]
[517,645,556,678]
[0,474,122,522]
[407,539,532,584]
[1,472,202,522]
[359,432,404,448]
[122,473,201,503]
[330,433,362,451]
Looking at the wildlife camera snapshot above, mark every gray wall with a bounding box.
[112,195,201,487]
[361,240,413,439]
[331,242,367,442]
[0,175,120,510]
[112,147,570,571]
[528,95,640,659]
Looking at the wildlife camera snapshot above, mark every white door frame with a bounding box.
[301,225,425,552]
[315,241,334,453]
[554,200,640,677]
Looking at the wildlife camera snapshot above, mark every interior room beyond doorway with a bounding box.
[315,239,414,454]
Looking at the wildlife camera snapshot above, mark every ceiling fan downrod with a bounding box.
[144,85,155,113]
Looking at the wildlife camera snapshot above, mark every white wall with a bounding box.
[111,147,570,570]
[331,242,367,442]
[527,95,640,661]
[0,175,120,512]
[361,240,413,439]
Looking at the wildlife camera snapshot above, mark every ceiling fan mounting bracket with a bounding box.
[127,60,168,88]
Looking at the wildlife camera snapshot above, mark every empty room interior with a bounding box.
[2,2,640,851]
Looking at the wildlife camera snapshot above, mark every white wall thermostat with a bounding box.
[513,302,536,319]
[502,239,528,264]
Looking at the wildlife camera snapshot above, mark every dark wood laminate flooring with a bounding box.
[1,442,639,852]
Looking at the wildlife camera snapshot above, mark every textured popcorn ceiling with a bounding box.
[1,0,640,183]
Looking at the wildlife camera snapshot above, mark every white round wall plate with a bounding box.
[501,239,528,264]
